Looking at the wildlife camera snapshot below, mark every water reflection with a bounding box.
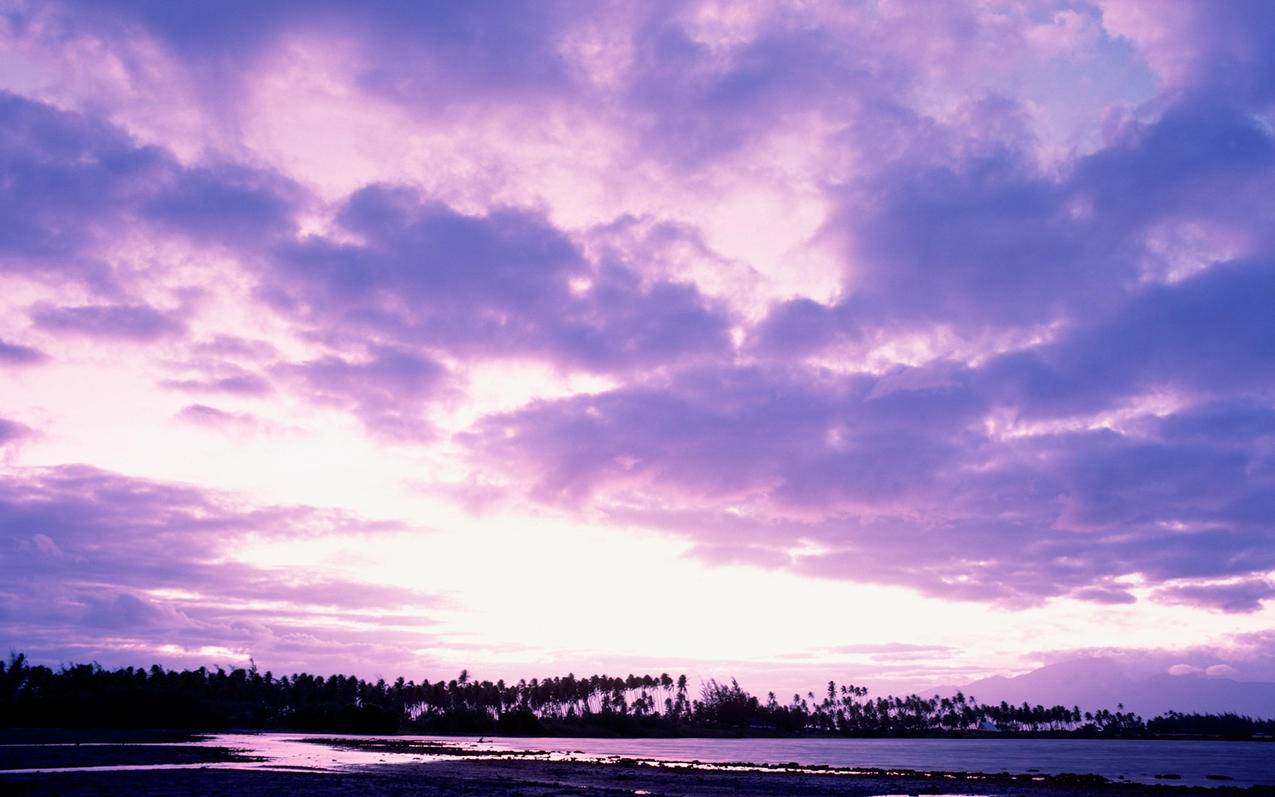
[2,733,1271,789]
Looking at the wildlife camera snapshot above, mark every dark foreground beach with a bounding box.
[4,758,1269,797]
[3,733,1274,797]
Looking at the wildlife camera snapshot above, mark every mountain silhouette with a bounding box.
[931,658,1275,718]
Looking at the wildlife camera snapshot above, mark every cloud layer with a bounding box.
[1,0,1273,683]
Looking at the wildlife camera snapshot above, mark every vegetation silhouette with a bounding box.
[3,653,1271,739]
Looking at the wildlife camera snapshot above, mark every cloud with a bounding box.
[161,371,272,396]
[1,0,1273,679]
[140,161,300,244]
[159,337,280,397]
[0,464,448,673]
[277,346,448,440]
[0,339,47,366]
[0,418,34,447]
[264,184,733,373]
[463,328,1275,603]
[1155,579,1275,614]
[823,643,958,660]
[0,90,163,284]
[30,301,188,341]
[755,93,1275,358]
[189,336,280,361]
[973,259,1275,424]
[52,0,580,99]
[0,90,299,294]
[81,591,196,630]
[1100,0,1275,104]
[1,90,733,428]
[1069,586,1137,605]
[174,403,260,430]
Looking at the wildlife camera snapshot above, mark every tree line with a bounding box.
[3,653,1271,739]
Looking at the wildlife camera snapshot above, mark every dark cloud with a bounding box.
[1154,399,1275,443]
[81,591,195,630]
[0,91,298,294]
[845,147,1095,330]
[277,346,448,440]
[266,185,733,373]
[141,161,300,244]
[53,0,578,103]
[1156,579,1275,614]
[622,16,895,165]
[1069,587,1137,606]
[0,418,34,447]
[753,94,1275,356]
[750,298,859,360]
[465,346,1275,604]
[466,361,992,516]
[972,259,1275,422]
[1,89,733,433]
[30,301,188,341]
[41,0,906,168]
[0,91,158,289]
[0,339,47,366]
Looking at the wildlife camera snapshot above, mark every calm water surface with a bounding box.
[5,733,1273,789]
[225,733,1274,788]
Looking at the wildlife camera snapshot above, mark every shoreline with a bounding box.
[3,732,1272,794]
[2,756,1268,797]
[4,727,1271,744]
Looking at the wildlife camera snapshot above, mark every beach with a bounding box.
[2,733,1270,796]
[3,755,1266,796]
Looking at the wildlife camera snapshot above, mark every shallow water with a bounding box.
[467,734,1275,787]
[225,733,1275,788]
[4,732,1273,789]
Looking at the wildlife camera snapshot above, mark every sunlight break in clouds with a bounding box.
[2,0,1275,696]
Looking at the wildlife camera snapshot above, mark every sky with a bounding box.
[1,0,1274,698]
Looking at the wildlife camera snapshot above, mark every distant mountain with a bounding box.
[928,658,1275,719]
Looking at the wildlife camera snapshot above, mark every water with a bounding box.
[4,733,1273,789]
[471,734,1273,788]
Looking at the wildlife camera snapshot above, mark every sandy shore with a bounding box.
[2,732,1270,795]
[3,756,1270,796]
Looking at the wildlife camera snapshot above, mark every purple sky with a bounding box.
[2,0,1274,696]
